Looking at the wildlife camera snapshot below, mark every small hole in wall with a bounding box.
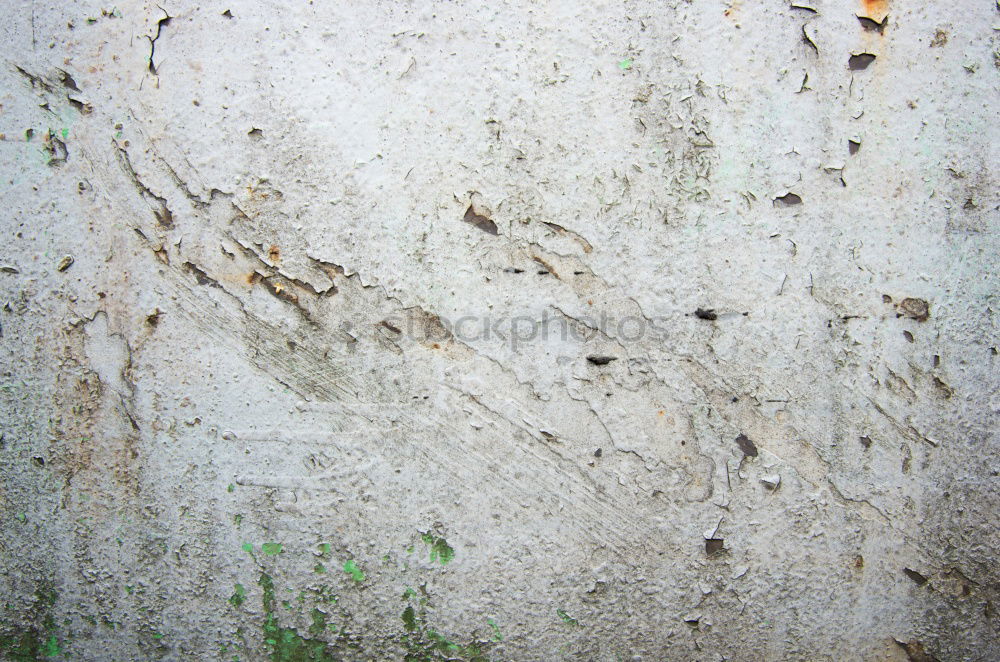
[849,53,877,71]
[773,192,803,207]
[857,16,888,34]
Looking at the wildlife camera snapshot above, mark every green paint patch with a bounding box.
[557,608,579,626]
[420,533,455,565]
[229,584,246,608]
[15,512,26,523]
[318,543,331,557]
[60,128,69,140]
[234,514,243,526]
[228,483,236,493]
[241,542,254,554]
[426,629,459,652]
[42,634,62,657]
[618,58,633,70]
[487,618,502,642]
[262,542,283,556]
[342,559,365,583]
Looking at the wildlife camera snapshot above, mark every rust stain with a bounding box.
[532,255,559,278]
[268,244,280,262]
[859,0,889,21]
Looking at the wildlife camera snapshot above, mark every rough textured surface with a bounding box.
[1,1,998,660]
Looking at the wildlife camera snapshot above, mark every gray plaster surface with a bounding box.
[0,1,997,660]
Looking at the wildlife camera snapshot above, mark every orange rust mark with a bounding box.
[268,245,280,262]
[859,0,888,20]
[657,410,665,416]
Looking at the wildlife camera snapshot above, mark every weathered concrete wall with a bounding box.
[0,1,997,660]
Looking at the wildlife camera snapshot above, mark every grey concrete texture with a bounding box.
[0,1,997,660]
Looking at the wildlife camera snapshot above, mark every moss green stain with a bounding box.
[262,542,283,556]
[318,543,331,557]
[0,589,64,660]
[258,573,334,662]
[307,609,329,637]
[313,563,326,574]
[399,590,488,662]
[487,618,502,642]
[401,605,418,632]
[420,533,455,565]
[229,583,246,608]
[0,630,46,661]
[342,559,365,583]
